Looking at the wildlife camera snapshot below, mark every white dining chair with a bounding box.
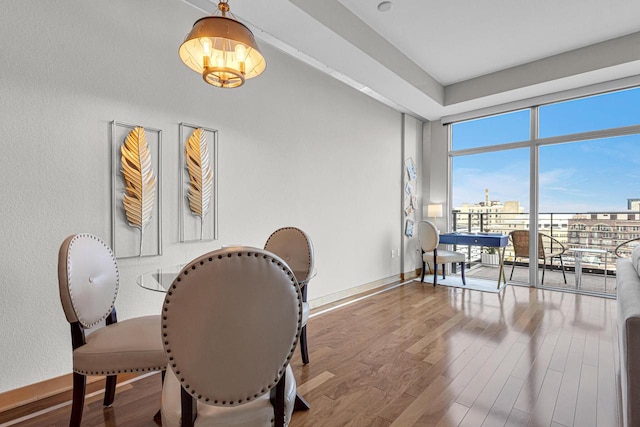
[57,233,166,427]
[418,220,467,287]
[264,227,314,364]
[160,246,303,427]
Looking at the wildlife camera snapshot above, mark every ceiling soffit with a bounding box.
[183,0,640,121]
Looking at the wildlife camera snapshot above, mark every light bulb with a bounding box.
[202,38,211,56]
[202,38,212,67]
[234,44,247,61]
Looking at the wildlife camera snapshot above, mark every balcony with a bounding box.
[448,211,640,296]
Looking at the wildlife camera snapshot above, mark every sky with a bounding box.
[451,87,640,213]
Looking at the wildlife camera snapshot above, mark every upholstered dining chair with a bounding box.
[418,220,466,287]
[160,247,303,427]
[57,233,166,427]
[509,230,567,285]
[264,227,314,364]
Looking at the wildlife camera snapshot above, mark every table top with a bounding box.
[137,264,316,293]
[442,232,503,236]
[569,247,607,254]
[136,264,185,292]
[440,232,509,247]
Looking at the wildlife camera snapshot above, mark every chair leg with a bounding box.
[70,373,86,427]
[294,393,311,411]
[433,262,438,287]
[300,325,309,364]
[271,375,286,427]
[442,264,446,280]
[559,256,567,284]
[541,259,546,285]
[509,258,516,280]
[104,374,117,406]
[181,388,196,427]
[461,262,466,286]
[421,261,426,282]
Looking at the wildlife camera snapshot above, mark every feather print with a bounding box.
[186,128,213,240]
[121,127,156,256]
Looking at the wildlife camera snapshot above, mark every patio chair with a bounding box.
[509,230,567,285]
[615,237,640,258]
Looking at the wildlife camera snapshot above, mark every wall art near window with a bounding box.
[403,157,418,221]
[405,219,415,237]
[179,123,218,242]
[406,158,417,180]
[111,121,162,258]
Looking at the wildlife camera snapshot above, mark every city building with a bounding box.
[454,191,640,270]
[568,211,640,260]
[452,189,526,234]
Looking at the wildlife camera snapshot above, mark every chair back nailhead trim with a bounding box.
[162,247,302,407]
[265,227,314,281]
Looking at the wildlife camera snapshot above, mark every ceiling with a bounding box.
[183,0,640,121]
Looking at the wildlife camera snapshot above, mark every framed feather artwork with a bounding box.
[179,123,218,242]
[111,121,162,258]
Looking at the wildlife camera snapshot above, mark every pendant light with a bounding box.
[179,0,266,88]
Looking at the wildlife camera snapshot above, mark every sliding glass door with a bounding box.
[451,148,530,285]
[449,110,531,285]
[449,86,640,295]
[538,136,640,294]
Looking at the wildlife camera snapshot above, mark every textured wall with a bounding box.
[0,0,405,392]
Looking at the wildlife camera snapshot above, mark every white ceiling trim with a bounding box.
[442,74,640,125]
[445,31,640,105]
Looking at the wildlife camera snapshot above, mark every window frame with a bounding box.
[447,86,640,287]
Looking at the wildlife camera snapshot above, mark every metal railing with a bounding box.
[450,211,640,275]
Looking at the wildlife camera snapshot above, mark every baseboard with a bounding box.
[0,372,139,413]
[308,273,418,309]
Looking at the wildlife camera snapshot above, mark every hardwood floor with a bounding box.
[0,281,620,427]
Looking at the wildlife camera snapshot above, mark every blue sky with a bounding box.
[451,88,640,213]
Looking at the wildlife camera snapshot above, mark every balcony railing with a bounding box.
[448,211,640,295]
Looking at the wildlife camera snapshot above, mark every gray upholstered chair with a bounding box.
[264,227,314,364]
[57,233,166,427]
[418,220,466,287]
[160,247,303,427]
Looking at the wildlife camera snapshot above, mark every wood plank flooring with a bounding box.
[0,281,620,427]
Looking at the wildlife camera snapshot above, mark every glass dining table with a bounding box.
[137,264,316,293]
[136,263,313,411]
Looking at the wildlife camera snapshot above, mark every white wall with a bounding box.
[424,120,449,230]
[0,0,406,392]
